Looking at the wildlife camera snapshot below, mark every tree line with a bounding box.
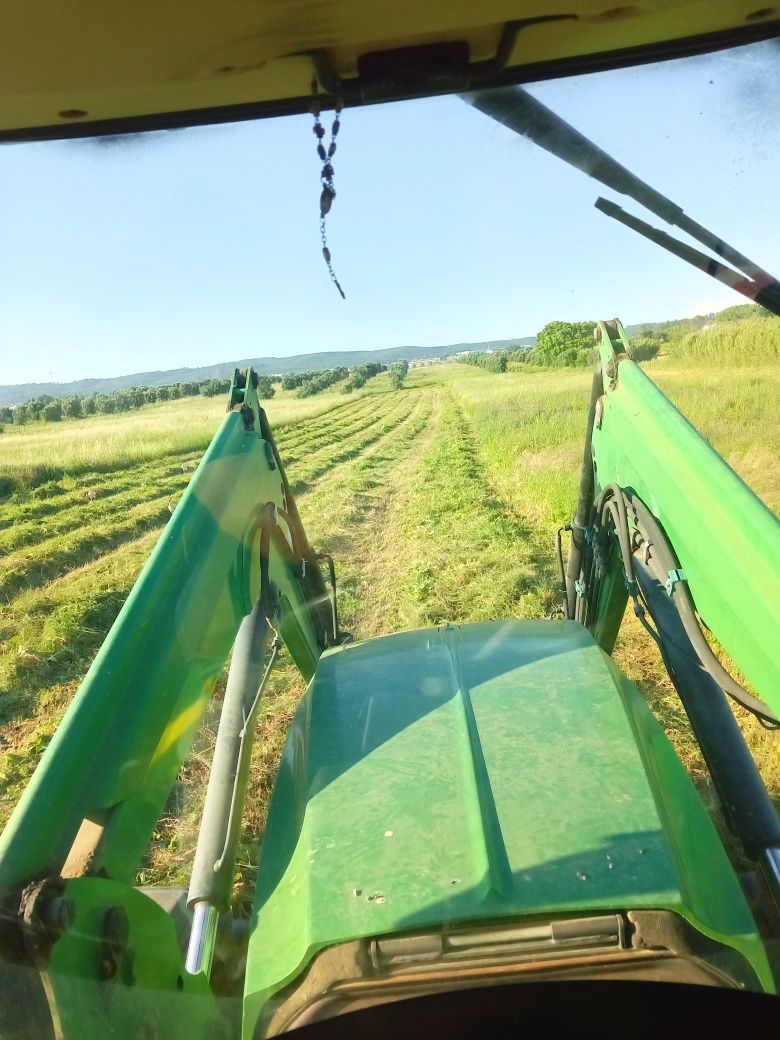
[343,362,386,393]
[281,368,350,397]
[282,361,393,397]
[1,374,275,425]
[1,356,414,425]
[455,303,776,372]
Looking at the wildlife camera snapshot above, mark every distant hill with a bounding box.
[0,338,533,407]
[3,304,769,407]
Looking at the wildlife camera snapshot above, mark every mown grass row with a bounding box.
[1,391,414,601]
[0,389,400,533]
[383,392,555,629]
[0,390,412,671]
[0,528,162,818]
[273,394,382,457]
[0,388,423,832]
[286,392,421,493]
[0,448,204,532]
[0,388,371,497]
[0,475,199,596]
[300,392,436,638]
[0,395,383,540]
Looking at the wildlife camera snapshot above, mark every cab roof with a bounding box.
[1,1,778,140]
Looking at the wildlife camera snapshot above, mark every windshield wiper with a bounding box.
[463,87,780,316]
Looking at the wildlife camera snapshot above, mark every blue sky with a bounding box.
[1,39,778,386]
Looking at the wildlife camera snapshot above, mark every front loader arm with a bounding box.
[1,370,330,893]
[0,370,333,1038]
[564,322,780,909]
[582,321,780,717]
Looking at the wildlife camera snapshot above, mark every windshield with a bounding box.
[0,35,778,1040]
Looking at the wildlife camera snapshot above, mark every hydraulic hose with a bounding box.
[565,365,603,619]
[627,494,778,727]
[632,551,780,882]
[599,484,637,594]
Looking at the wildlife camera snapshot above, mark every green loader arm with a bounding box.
[585,320,779,716]
[0,370,333,1039]
[564,321,780,907]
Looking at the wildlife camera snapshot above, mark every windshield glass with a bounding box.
[0,36,778,1039]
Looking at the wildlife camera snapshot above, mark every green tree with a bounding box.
[389,360,410,389]
[200,378,227,397]
[535,321,595,367]
[0,407,13,424]
[13,403,31,424]
[281,371,315,391]
[28,394,54,420]
[256,376,276,399]
[94,394,115,414]
[343,362,386,393]
[461,351,509,372]
[63,396,83,419]
[42,401,63,422]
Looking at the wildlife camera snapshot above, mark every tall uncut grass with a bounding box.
[670,315,780,363]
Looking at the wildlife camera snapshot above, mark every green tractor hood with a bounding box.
[244,619,772,1032]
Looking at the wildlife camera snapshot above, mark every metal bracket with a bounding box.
[18,876,74,967]
[574,578,587,598]
[665,568,687,596]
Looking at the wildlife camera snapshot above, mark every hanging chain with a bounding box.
[311,80,345,299]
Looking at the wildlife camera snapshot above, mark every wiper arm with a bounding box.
[462,87,780,315]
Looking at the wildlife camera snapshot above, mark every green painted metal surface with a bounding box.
[243,620,772,1034]
[0,375,324,893]
[40,879,228,1038]
[590,552,628,655]
[593,321,780,714]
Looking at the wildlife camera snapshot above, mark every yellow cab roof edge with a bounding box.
[1,18,778,144]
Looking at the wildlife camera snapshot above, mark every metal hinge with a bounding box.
[665,568,687,596]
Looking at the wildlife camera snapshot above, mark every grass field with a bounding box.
[1,358,778,904]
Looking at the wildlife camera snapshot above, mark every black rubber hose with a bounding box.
[601,486,637,594]
[627,494,778,726]
[315,552,339,643]
[257,501,278,620]
[632,552,780,859]
[565,365,603,620]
